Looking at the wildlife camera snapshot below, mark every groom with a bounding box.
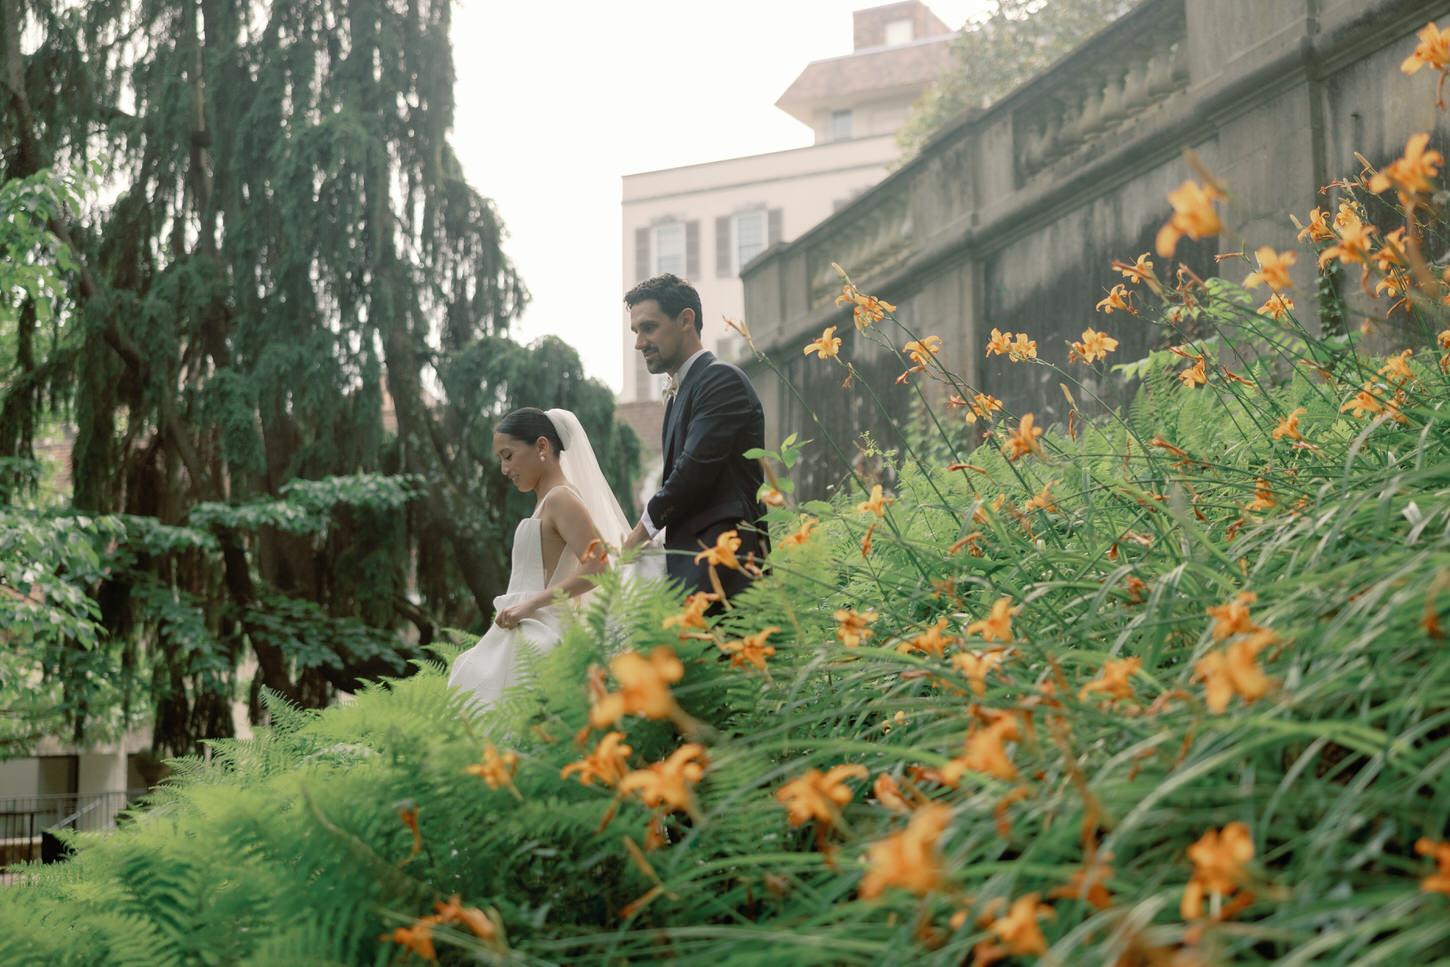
[623,273,767,601]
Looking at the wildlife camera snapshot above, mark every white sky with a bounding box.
[450,0,988,394]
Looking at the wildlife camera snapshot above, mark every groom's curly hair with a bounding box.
[624,273,703,334]
[496,407,564,454]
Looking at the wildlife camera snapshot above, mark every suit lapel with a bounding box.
[661,352,715,470]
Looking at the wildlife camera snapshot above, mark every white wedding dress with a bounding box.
[447,408,662,712]
[447,484,582,709]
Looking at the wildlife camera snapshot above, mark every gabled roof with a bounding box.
[775,35,954,124]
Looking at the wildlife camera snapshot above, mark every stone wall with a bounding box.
[740,0,1450,500]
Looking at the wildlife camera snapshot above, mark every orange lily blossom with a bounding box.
[981,893,1055,958]
[1095,283,1136,314]
[560,731,634,787]
[720,626,779,671]
[1008,331,1037,361]
[1339,381,1386,418]
[967,597,1019,642]
[904,335,942,369]
[836,283,895,330]
[780,516,818,549]
[1181,822,1254,919]
[694,529,741,570]
[618,743,709,819]
[1070,327,1119,363]
[1258,292,1294,320]
[804,325,842,360]
[1116,251,1155,284]
[1295,206,1333,242]
[834,608,879,648]
[1369,132,1444,206]
[1317,206,1376,272]
[872,772,915,812]
[1243,246,1297,290]
[1156,180,1224,257]
[1206,590,1262,640]
[1178,356,1207,388]
[856,483,893,517]
[1078,656,1142,702]
[1415,838,1450,895]
[662,591,715,635]
[1002,414,1044,462]
[1048,859,1114,910]
[588,646,684,728]
[465,743,520,794]
[950,647,1005,696]
[431,896,498,941]
[1245,478,1277,513]
[380,921,437,961]
[1272,407,1305,441]
[858,802,953,898]
[901,616,957,657]
[1403,21,1450,104]
[956,712,1022,782]
[1194,629,1277,713]
[1379,348,1415,385]
[775,763,869,828]
[985,327,1013,357]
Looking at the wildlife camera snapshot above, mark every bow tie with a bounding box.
[662,374,680,405]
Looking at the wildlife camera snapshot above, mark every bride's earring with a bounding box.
[538,451,545,462]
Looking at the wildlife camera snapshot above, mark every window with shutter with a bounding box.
[767,208,783,246]
[734,210,767,269]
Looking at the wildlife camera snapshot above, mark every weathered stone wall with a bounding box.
[741,0,1450,499]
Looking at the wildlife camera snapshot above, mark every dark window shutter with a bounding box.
[685,220,700,280]
[715,216,732,277]
[635,227,651,279]
[767,207,783,246]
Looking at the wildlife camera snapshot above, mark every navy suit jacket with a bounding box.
[646,351,767,594]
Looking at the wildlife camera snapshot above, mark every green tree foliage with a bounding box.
[897,0,1134,161]
[0,0,639,756]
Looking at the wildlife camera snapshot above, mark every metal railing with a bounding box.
[0,790,148,869]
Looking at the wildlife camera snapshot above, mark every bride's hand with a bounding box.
[495,597,541,630]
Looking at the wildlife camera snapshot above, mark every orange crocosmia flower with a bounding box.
[1008,332,1038,361]
[950,647,1005,696]
[1272,407,1306,441]
[694,529,742,570]
[464,743,519,792]
[1178,357,1207,388]
[1023,481,1056,514]
[1258,292,1294,320]
[1117,252,1155,284]
[759,486,787,508]
[780,516,818,549]
[1375,227,1409,273]
[858,802,952,899]
[588,646,685,728]
[1156,179,1224,257]
[1379,349,1415,385]
[942,712,1021,783]
[901,616,957,658]
[1295,206,1333,243]
[962,392,1004,423]
[1404,20,1450,79]
[380,921,437,961]
[1415,838,1450,895]
[662,591,715,635]
[1194,629,1277,714]
[1070,327,1120,363]
[873,772,915,812]
[856,483,894,518]
[985,327,1013,357]
[1243,246,1297,290]
[1318,207,1377,270]
[560,731,633,787]
[1369,132,1444,206]
[1206,590,1261,640]
[1002,413,1044,462]
[984,893,1055,957]
[804,325,842,360]
[1181,822,1254,920]
[721,626,779,671]
[618,743,709,816]
[1048,860,1114,910]
[775,763,869,828]
[1439,329,1450,350]
[904,335,943,369]
[1245,478,1277,513]
[967,597,1019,643]
[1078,656,1142,702]
[836,284,895,330]
[860,521,877,557]
[1095,283,1136,315]
[834,608,879,648]
[1339,381,1386,418]
[432,895,498,941]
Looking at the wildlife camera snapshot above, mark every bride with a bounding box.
[448,407,633,710]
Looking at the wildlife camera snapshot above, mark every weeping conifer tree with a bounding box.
[0,0,638,755]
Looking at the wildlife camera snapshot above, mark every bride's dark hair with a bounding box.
[496,407,565,454]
